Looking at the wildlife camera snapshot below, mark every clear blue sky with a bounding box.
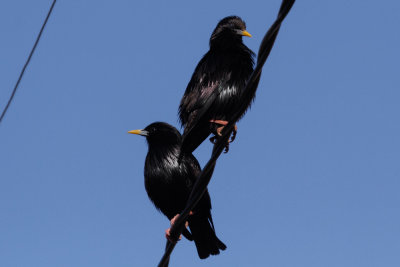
[1,0,399,266]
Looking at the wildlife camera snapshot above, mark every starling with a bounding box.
[179,16,254,154]
[129,122,226,259]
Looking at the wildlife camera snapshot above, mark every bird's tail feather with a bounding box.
[188,215,226,259]
[180,122,211,155]
[182,228,193,241]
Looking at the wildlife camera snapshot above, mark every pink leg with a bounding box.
[209,119,229,126]
[165,211,193,243]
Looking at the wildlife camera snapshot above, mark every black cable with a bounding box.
[0,0,57,124]
[157,0,296,266]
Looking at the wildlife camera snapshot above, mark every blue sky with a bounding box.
[1,0,399,266]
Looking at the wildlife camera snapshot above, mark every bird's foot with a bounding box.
[209,120,238,153]
[209,135,231,153]
[228,124,238,143]
[165,211,193,243]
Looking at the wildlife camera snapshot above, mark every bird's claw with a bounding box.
[208,122,237,153]
[209,136,218,144]
[229,125,238,143]
[165,228,181,243]
[209,135,230,153]
[165,212,193,243]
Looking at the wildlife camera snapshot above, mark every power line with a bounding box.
[0,0,57,125]
[157,0,296,266]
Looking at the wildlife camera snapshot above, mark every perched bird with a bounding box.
[129,122,226,259]
[179,16,255,154]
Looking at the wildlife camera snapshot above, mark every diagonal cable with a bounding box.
[0,0,57,125]
[157,0,296,266]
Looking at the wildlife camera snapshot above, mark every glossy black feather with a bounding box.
[179,16,255,153]
[140,122,226,259]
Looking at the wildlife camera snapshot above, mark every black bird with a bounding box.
[179,16,255,154]
[129,122,226,259]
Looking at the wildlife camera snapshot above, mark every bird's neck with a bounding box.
[148,143,180,161]
[210,42,253,62]
[210,34,244,49]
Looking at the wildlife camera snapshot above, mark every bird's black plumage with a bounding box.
[179,16,255,154]
[131,122,226,259]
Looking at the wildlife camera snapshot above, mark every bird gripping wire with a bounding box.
[157,0,296,266]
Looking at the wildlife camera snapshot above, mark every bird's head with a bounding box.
[210,16,251,47]
[128,122,182,146]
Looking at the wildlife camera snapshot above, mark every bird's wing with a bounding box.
[183,82,220,127]
[179,50,225,125]
[180,81,227,152]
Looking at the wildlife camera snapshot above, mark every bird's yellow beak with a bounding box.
[128,129,148,136]
[240,30,252,37]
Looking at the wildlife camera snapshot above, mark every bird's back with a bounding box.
[179,46,254,127]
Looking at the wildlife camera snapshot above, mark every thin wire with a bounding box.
[157,0,296,266]
[0,0,57,124]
